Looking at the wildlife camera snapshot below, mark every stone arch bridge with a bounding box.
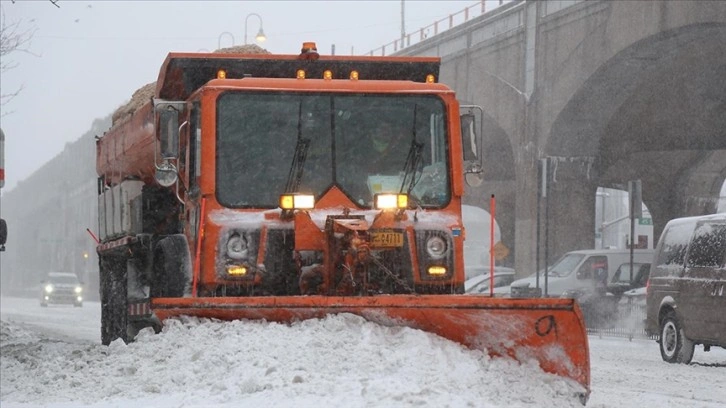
[395,0,726,275]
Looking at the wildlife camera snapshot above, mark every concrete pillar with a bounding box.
[544,157,597,262]
[513,138,539,278]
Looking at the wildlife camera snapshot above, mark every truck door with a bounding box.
[576,255,608,289]
[185,102,202,246]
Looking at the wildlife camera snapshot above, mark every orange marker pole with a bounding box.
[86,228,100,244]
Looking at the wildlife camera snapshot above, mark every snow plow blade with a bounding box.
[152,295,590,398]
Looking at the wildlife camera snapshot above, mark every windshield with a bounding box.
[613,264,634,283]
[542,253,585,277]
[612,263,650,285]
[216,92,450,208]
[48,274,80,284]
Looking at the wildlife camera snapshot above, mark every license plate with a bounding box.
[371,231,404,247]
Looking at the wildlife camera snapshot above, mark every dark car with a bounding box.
[607,262,650,297]
[646,213,726,364]
[40,272,84,307]
[560,262,650,328]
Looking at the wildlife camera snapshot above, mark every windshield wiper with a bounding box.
[284,102,310,193]
[399,105,424,197]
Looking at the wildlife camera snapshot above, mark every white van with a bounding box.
[510,249,654,298]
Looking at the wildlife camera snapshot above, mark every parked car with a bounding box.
[646,213,726,364]
[607,262,651,297]
[559,261,651,328]
[40,272,84,307]
[465,267,515,295]
[510,249,654,298]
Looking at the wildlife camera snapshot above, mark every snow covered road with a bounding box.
[1,295,724,407]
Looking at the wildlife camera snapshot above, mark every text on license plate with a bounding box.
[371,232,404,247]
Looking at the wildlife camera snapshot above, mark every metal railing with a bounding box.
[366,0,513,56]
[584,296,659,341]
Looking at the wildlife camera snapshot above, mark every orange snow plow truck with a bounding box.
[96,43,589,401]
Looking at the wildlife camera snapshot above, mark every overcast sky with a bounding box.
[0,0,489,191]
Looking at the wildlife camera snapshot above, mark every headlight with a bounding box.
[227,233,249,260]
[74,286,82,294]
[45,284,54,293]
[425,236,447,259]
[427,266,447,276]
[374,193,408,210]
[279,194,315,210]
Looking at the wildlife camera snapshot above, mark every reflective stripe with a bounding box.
[128,301,151,316]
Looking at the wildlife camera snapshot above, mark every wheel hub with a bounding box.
[662,320,677,357]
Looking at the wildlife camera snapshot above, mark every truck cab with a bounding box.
[95,47,482,340]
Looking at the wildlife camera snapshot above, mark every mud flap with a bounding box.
[151,295,590,399]
[99,255,128,346]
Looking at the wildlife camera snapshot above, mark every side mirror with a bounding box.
[0,218,6,247]
[153,99,186,160]
[155,161,179,188]
[465,172,484,187]
[153,99,185,189]
[460,113,478,162]
[159,109,180,159]
[460,105,485,187]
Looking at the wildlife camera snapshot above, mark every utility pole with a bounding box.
[628,180,642,283]
[400,0,406,48]
[0,128,5,252]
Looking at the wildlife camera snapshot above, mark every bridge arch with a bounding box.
[545,22,726,255]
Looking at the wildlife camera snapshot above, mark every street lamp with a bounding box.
[218,31,235,49]
[244,13,266,44]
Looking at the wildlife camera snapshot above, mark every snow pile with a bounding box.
[214,44,271,54]
[111,81,156,127]
[110,44,271,128]
[1,314,584,408]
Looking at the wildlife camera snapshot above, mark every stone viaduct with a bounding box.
[393,0,726,276]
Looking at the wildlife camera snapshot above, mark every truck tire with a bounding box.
[100,255,128,346]
[152,235,191,298]
[659,310,694,364]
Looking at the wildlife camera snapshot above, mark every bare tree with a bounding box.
[0,6,37,115]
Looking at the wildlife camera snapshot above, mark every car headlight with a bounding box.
[227,233,249,260]
[425,236,447,259]
[45,284,54,293]
[561,289,584,299]
[74,286,82,294]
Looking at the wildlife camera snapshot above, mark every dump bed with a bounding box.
[155,52,441,100]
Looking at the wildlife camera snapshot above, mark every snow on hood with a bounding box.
[209,207,461,230]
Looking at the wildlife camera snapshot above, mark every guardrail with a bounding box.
[365,0,589,57]
[366,0,513,56]
[584,296,659,341]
